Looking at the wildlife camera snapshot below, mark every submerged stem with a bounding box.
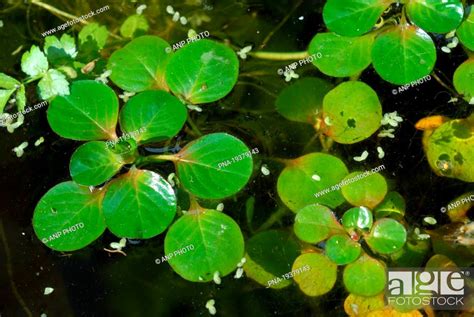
[256,206,290,232]
[249,51,308,61]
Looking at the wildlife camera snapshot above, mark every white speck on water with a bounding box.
[353,150,369,162]
[216,203,224,211]
[35,136,45,147]
[166,5,175,14]
[441,46,451,53]
[261,164,270,176]
[311,174,321,181]
[44,287,54,295]
[136,4,147,15]
[234,267,244,279]
[206,299,216,315]
[377,146,385,159]
[213,271,221,285]
[298,16,304,20]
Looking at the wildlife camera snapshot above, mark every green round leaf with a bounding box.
[275,77,333,124]
[326,234,362,265]
[70,141,125,186]
[366,218,407,254]
[323,0,391,37]
[120,14,149,38]
[308,32,375,78]
[453,59,474,102]
[292,253,338,297]
[174,133,253,199]
[457,6,474,51]
[374,191,406,219]
[164,210,244,282]
[425,117,474,182]
[294,204,342,244]
[244,230,300,289]
[108,35,171,92]
[341,171,388,208]
[372,25,436,85]
[102,168,177,239]
[322,81,382,144]
[33,181,106,251]
[47,80,119,140]
[406,0,464,34]
[343,254,386,296]
[342,206,374,232]
[277,153,349,212]
[165,39,239,104]
[78,23,108,50]
[119,90,187,143]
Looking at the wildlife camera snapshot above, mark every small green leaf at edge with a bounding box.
[343,254,387,297]
[294,204,343,244]
[292,252,338,297]
[366,218,407,254]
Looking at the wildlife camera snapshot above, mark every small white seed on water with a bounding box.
[35,137,45,146]
[353,150,369,162]
[205,299,216,315]
[216,203,224,212]
[311,174,321,181]
[213,271,221,285]
[261,164,270,176]
[377,146,385,159]
[44,287,54,295]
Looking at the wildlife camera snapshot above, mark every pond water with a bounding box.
[0,0,473,316]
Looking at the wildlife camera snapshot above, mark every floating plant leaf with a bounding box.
[15,84,26,112]
[457,6,474,51]
[341,171,388,208]
[120,14,149,38]
[119,90,187,143]
[277,153,349,212]
[108,35,171,92]
[342,206,374,232]
[366,218,407,254]
[70,141,125,186]
[47,80,119,140]
[308,32,375,77]
[244,230,300,289]
[326,234,362,265]
[374,191,406,219]
[322,81,382,144]
[21,45,48,77]
[424,117,474,182]
[174,133,253,199]
[372,25,436,85]
[102,168,177,238]
[322,0,391,37]
[164,209,244,282]
[453,59,474,102]
[275,77,332,124]
[294,204,343,244]
[343,254,386,296]
[44,34,77,64]
[165,39,239,104]
[406,0,464,34]
[78,22,108,50]
[37,69,70,100]
[0,89,16,113]
[32,181,106,251]
[344,294,385,317]
[0,72,20,89]
[292,252,338,297]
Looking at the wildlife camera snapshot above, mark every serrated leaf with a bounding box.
[277,153,349,212]
[294,204,343,244]
[323,0,392,37]
[341,171,388,208]
[173,133,253,199]
[308,32,375,77]
[164,209,244,282]
[292,252,338,297]
[47,80,118,140]
[37,69,70,100]
[372,25,436,85]
[165,39,239,104]
[244,230,300,289]
[366,218,407,254]
[44,34,77,65]
[406,0,464,34]
[102,168,177,238]
[119,90,187,143]
[0,72,20,89]
[326,234,362,265]
[275,77,333,124]
[457,6,474,51]
[21,45,49,77]
[120,14,149,38]
[322,81,382,144]
[78,22,108,50]
[32,181,106,251]
[108,35,170,92]
[70,141,125,186]
[343,254,386,296]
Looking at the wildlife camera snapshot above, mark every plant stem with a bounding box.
[186,116,203,136]
[148,154,179,162]
[256,206,289,232]
[249,51,308,61]
[432,71,459,97]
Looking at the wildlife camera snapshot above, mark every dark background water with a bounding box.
[0,0,472,316]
